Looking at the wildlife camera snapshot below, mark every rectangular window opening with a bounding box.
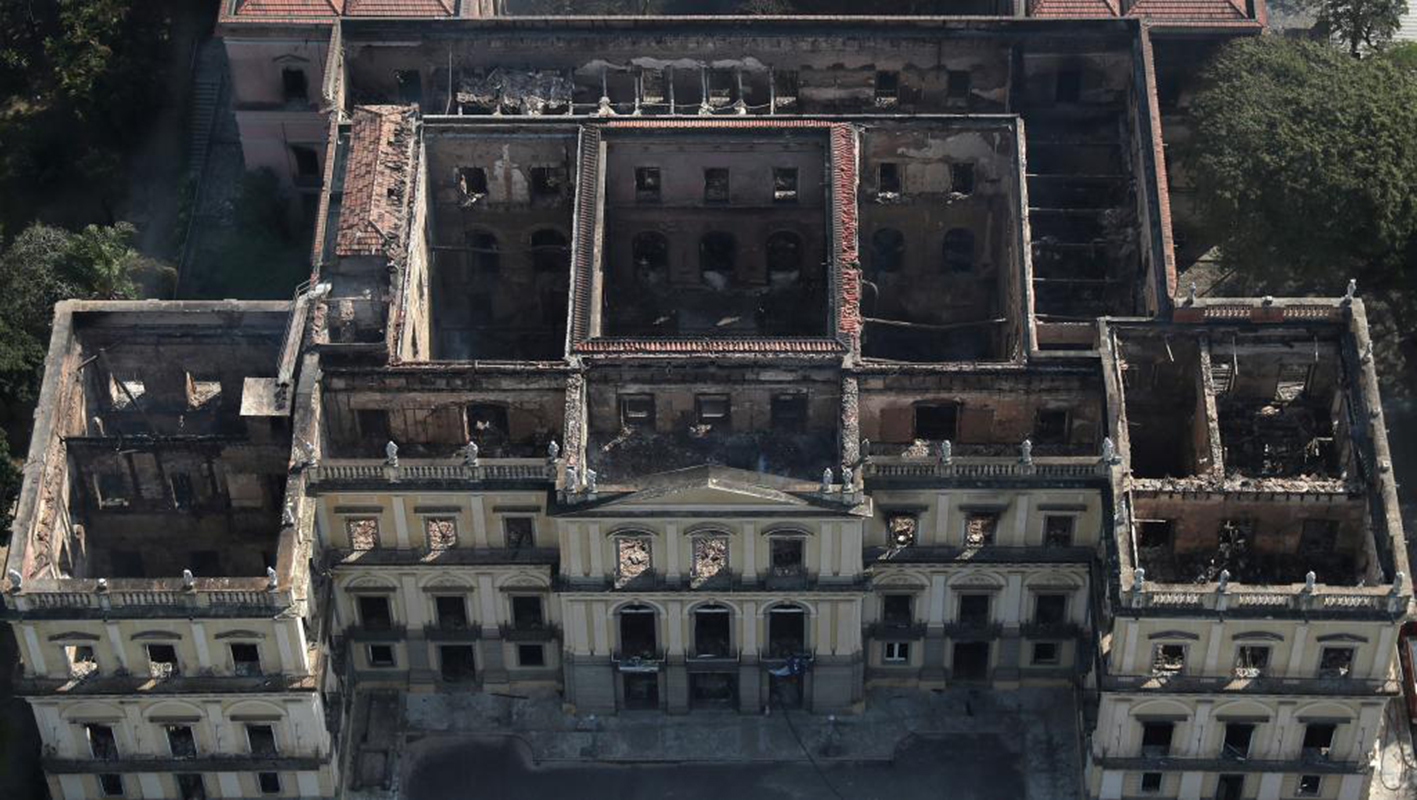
[230,643,262,677]
[950,162,975,195]
[504,517,535,550]
[167,725,197,758]
[147,644,179,678]
[258,773,281,795]
[1044,516,1075,547]
[358,595,393,631]
[1234,644,1270,678]
[1031,642,1060,665]
[518,643,546,667]
[884,641,910,662]
[368,644,396,668]
[530,166,566,199]
[877,162,901,195]
[1319,646,1354,678]
[458,167,489,198]
[771,394,807,432]
[874,70,900,103]
[424,517,457,550]
[1033,409,1070,445]
[1151,643,1186,676]
[435,595,468,629]
[99,773,124,797]
[620,394,655,429]
[695,394,731,427]
[246,724,278,757]
[87,724,119,759]
[958,594,991,625]
[964,513,999,548]
[946,69,971,100]
[635,166,661,202]
[512,595,545,630]
[773,167,799,203]
[1140,721,1173,757]
[704,168,730,204]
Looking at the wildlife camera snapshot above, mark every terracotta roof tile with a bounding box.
[335,105,419,258]
[576,339,843,355]
[1030,0,1119,16]
[223,0,342,20]
[1125,0,1247,19]
[345,0,455,15]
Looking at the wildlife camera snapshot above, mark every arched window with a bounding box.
[767,603,807,658]
[618,602,658,659]
[466,231,500,274]
[530,229,568,273]
[943,228,974,273]
[693,603,732,657]
[699,232,736,276]
[690,532,729,588]
[632,231,669,276]
[766,231,803,274]
[871,228,904,273]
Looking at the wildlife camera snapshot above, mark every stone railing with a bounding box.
[11,579,289,615]
[307,458,556,485]
[1125,582,1405,617]
[865,455,1107,481]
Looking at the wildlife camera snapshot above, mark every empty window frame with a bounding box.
[1234,644,1271,678]
[367,644,396,668]
[1318,646,1355,678]
[467,232,501,274]
[1033,594,1067,625]
[771,394,808,432]
[882,594,913,627]
[769,537,805,575]
[632,231,669,276]
[440,644,476,682]
[245,724,278,757]
[504,517,535,550]
[1137,520,1173,549]
[99,773,124,796]
[435,595,469,629]
[346,517,380,550]
[530,166,567,199]
[883,641,910,663]
[963,512,999,547]
[169,472,195,509]
[616,536,653,586]
[424,517,457,550]
[511,595,545,629]
[518,643,546,667]
[1301,723,1337,759]
[773,167,799,203]
[888,513,918,547]
[766,230,803,274]
[942,228,974,273]
[1151,643,1186,676]
[147,643,179,678]
[766,604,807,657]
[87,724,119,759]
[699,231,736,274]
[877,162,902,195]
[258,773,281,795]
[1031,641,1060,665]
[693,603,732,657]
[1139,772,1163,794]
[691,534,730,586]
[871,228,905,272]
[466,403,509,450]
[946,69,971,101]
[1297,775,1322,796]
[957,594,991,625]
[458,166,489,198]
[357,595,394,630]
[95,471,129,508]
[1140,721,1174,756]
[177,774,206,800]
[703,168,730,203]
[950,162,975,195]
[773,69,800,106]
[913,403,958,441]
[1222,722,1255,760]
[291,145,320,178]
[1033,409,1070,445]
[166,724,197,758]
[635,166,662,202]
[695,394,731,427]
[66,645,97,679]
[1044,515,1075,547]
[356,408,391,442]
[874,70,900,104]
[620,394,656,429]
[230,643,262,677]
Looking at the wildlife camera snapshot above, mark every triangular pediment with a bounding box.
[570,465,833,513]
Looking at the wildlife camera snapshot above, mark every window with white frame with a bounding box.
[884,641,910,663]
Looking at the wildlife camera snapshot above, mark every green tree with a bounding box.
[65,222,173,300]
[1184,37,1417,288]
[1306,0,1410,56]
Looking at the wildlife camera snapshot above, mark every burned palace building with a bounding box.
[3,4,1410,800]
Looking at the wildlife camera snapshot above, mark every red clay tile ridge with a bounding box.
[1125,0,1247,19]
[1030,0,1120,16]
[223,0,343,20]
[345,0,456,15]
[336,105,419,259]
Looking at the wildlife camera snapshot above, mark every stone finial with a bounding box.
[841,466,854,492]
[266,566,278,590]
[547,439,560,461]
[182,569,195,590]
[282,497,296,527]
[1217,569,1230,592]
[821,467,834,494]
[384,440,399,467]
[1392,571,1406,595]
[1101,437,1119,465]
[859,438,871,460]
[6,568,21,591]
[585,468,598,493]
[1132,568,1146,591]
[940,439,952,465]
[463,439,480,466]
[1262,295,1274,306]
[1304,571,1317,593]
[1187,281,1197,305]
[1344,278,1357,303]
[96,578,109,593]
[565,465,579,494]
[1360,341,1373,364]
[1019,439,1033,465]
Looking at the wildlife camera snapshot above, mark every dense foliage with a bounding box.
[1184,37,1417,288]
[1304,0,1410,55]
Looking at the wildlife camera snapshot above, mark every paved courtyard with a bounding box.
[387,686,1083,800]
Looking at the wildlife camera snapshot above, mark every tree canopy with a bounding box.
[1183,36,1417,289]
[1305,0,1410,56]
